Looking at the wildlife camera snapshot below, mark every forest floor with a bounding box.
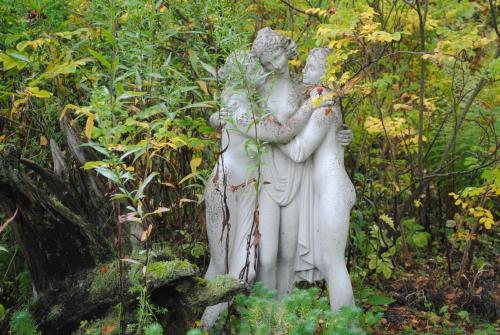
[366,257,499,334]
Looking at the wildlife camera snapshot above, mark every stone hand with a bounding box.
[308,98,335,110]
[319,99,336,108]
[209,109,230,128]
[336,125,353,146]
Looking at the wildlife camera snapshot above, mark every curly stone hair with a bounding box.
[250,27,297,61]
[306,47,331,67]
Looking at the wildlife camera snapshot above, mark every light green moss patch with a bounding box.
[186,274,246,306]
[146,260,198,283]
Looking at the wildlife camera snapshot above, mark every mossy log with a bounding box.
[0,147,246,334]
[30,259,245,333]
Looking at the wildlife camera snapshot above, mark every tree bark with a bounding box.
[0,144,246,334]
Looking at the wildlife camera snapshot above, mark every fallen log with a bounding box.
[0,146,246,334]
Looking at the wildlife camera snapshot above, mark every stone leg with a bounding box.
[318,196,354,310]
[256,189,281,291]
[276,197,300,298]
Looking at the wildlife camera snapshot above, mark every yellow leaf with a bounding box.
[366,31,394,43]
[85,114,95,139]
[483,218,493,230]
[119,11,128,23]
[166,141,178,150]
[146,224,153,237]
[393,103,412,111]
[379,214,395,229]
[196,80,209,95]
[39,136,48,146]
[190,157,202,174]
[26,86,53,99]
[162,181,176,188]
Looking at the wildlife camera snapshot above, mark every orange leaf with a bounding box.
[101,323,117,334]
[146,224,153,237]
[39,135,48,146]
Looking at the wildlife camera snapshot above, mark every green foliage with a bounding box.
[229,283,382,334]
[9,310,40,335]
[144,322,163,335]
[0,0,498,333]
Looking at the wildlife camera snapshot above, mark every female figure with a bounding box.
[245,27,310,295]
[280,48,356,310]
[202,50,327,328]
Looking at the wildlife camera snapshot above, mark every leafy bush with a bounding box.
[144,322,164,335]
[230,283,381,335]
[9,310,40,335]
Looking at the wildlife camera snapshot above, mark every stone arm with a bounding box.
[278,106,337,163]
[209,108,228,128]
[232,99,329,144]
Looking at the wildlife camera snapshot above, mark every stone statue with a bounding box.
[279,47,356,309]
[201,29,355,329]
[202,47,333,329]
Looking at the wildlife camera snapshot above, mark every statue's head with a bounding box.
[219,50,266,88]
[250,27,297,75]
[302,47,331,85]
[220,50,266,108]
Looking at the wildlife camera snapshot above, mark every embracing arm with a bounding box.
[233,99,326,143]
[279,106,337,163]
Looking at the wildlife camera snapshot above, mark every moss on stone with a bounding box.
[146,260,198,283]
[88,262,119,300]
[72,311,120,335]
[185,274,246,306]
[48,304,64,321]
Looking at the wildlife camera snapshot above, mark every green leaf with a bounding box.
[80,142,110,157]
[95,167,119,183]
[200,61,217,78]
[412,232,430,248]
[27,87,52,98]
[118,91,146,100]
[102,29,118,48]
[136,172,159,199]
[0,52,29,70]
[88,49,111,70]
[6,50,30,62]
[365,294,395,306]
[82,161,106,170]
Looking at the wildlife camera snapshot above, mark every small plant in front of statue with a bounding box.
[227,283,382,334]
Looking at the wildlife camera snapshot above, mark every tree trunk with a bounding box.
[0,147,112,293]
[0,141,246,334]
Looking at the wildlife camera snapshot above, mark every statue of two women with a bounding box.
[202,27,356,329]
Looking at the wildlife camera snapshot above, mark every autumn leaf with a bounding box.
[190,157,202,174]
[85,114,95,139]
[101,323,117,335]
[380,214,395,229]
[196,80,209,95]
[39,136,48,146]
